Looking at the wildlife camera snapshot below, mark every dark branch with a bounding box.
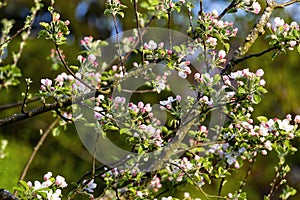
[0,99,72,127]
[218,0,240,20]
[222,46,279,73]
[0,97,40,111]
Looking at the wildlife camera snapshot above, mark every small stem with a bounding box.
[167,9,172,49]
[225,46,279,69]
[199,0,203,17]
[170,162,227,199]
[133,0,143,44]
[275,0,300,8]
[218,177,225,197]
[239,156,256,192]
[54,108,73,123]
[218,0,240,20]
[267,165,283,199]
[55,45,93,90]
[14,118,59,195]
[92,132,100,178]
[113,15,125,71]
[187,8,194,35]
[21,79,31,114]
[0,97,40,111]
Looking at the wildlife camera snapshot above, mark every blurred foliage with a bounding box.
[0,0,299,199]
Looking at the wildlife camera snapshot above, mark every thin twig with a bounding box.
[275,0,300,8]
[21,80,31,114]
[239,156,257,191]
[0,0,41,49]
[218,0,240,20]
[15,118,59,195]
[187,7,194,35]
[170,162,227,199]
[121,88,155,93]
[55,45,93,90]
[54,108,73,123]
[167,9,172,49]
[267,164,283,199]
[199,0,203,17]
[230,46,279,66]
[0,97,40,111]
[133,0,143,44]
[0,98,72,127]
[112,15,125,71]
[92,132,100,178]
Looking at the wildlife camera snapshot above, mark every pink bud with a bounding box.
[218,50,226,59]
[53,13,60,21]
[64,20,70,25]
[294,115,300,123]
[256,69,264,77]
[289,41,297,47]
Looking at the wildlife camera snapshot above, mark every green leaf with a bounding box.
[138,146,144,155]
[297,44,300,54]
[280,185,297,200]
[257,86,267,94]
[202,173,211,184]
[118,12,125,18]
[213,74,221,84]
[104,9,110,15]
[269,40,277,46]
[257,116,268,123]
[52,127,60,136]
[39,22,50,28]
[120,128,131,135]
[252,93,261,104]
[18,180,29,190]
[295,129,300,137]
[223,43,230,53]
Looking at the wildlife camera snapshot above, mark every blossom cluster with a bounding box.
[267,17,300,54]
[40,72,75,102]
[31,1,300,199]
[197,10,238,48]
[15,172,67,200]
[38,8,70,45]
[193,10,238,66]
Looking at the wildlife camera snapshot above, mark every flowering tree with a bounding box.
[1,0,300,199]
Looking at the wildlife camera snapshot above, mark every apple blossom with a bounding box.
[252,2,261,14]
[44,172,52,181]
[55,175,68,188]
[256,69,264,77]
[218,50,226,60]
[274,17,284,27]
[294,115,300,123]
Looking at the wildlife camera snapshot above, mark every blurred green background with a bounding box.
[0,0,300,199]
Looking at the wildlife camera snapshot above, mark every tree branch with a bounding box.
[223,0,277,74]
[17,118,59,184]
[275,0,300,8]
[231,45,279,65]
[0,99,72,127]
[0,97,40,111]
[218,0,241,20]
